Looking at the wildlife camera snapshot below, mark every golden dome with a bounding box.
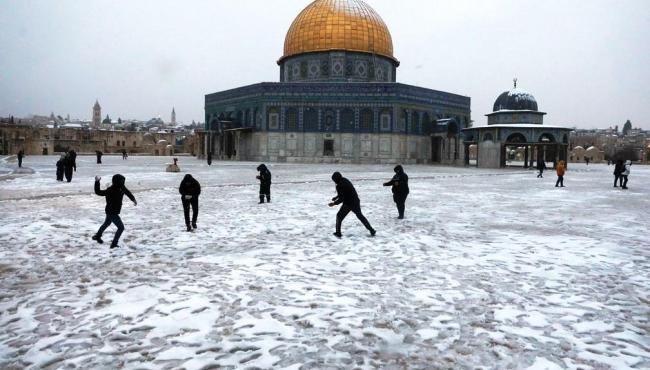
[281,0,397,64]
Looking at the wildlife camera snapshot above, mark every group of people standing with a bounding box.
[56,150,77,182]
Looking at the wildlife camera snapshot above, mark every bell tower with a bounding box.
[92,100,101,128]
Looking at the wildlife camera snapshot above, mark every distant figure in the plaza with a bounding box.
[69,149,77,171]
[536,160,547,178]
[122,149,128,160]
[207,151,212,166]
[328,172,376,238]
[92,174,137,249]
[179,174,201,232]
[555,160,566,187]
[621,160,631,190]
[63,152,74,183]
[383,165,409,219]
[585,157,590,165]
[256,164,272,203]
[96,150,103,164]
[613,159,624,187]
[17,149,24,168]
[55,154,65,181]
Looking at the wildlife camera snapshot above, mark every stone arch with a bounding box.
[409,111,419,134]
[483,132,494,141]
[538,133,556,143]
[340,108,355,133]
[506,132,527,143]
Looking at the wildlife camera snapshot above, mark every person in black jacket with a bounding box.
[63,152,74,183]
[92,174,137,249]
[179,174,201,231]
[328,172,375,238]
[536,159,547,178]
[383,165,410,219]
[17,150,24,168]
[256,164,272,203]
[613,159,624,187]
[56,154,65,181]
[68,149,77,171]
[96,150,103,164]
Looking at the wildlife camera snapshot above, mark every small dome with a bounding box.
[157,139,168,145]
[573,146,585,151]
[586,146,599,153]
[493,88,538,112]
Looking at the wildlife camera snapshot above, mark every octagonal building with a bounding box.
[203,0,471,164]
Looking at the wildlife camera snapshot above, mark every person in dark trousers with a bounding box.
[555,160,566,187]
[96,150,103,164]
[69,149,77,171]
[63,152,74,182]
[613,159,624,187]
[56,154,65,181]
[122,149,128,160]
[328,172,376,238]
[92,174,137,249]
[621,160,631,189]
[383,165,410,219]
[536,159,547,178]
[17,150,24,168]
[179,174,201,231]
[256,164,272,203]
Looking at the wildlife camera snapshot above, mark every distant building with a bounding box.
[171,107,176,126]
[92,100,101,128]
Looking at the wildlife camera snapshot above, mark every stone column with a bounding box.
[524,145,529,168]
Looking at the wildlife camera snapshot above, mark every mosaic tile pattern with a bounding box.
[283,0,396,62]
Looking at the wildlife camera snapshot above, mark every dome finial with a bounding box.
[513,78,518,89]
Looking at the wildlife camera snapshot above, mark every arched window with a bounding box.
[562,134,568,144]
[340,108,355,132]
[539,133,556,143]
[286,108,298,131]
[324,110,335,132]
[506,133,527,143]
[304,107,318,131]
[483,133,494,141]
[422,113,431,135]
[380,109,391,131]
[268,107,280,130]
[360,109,373,132]
[409,111,419,134]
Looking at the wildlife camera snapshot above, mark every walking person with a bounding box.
[92,174,137,249]
[383,165,409,219]
[179,174,201,232]
[256,164,272,203]
[621,160,631,189]
[63,152,74,183]
[613,159,624,187]
[536,159,547,178]
[56,154,65,181]
[555,160,566,187]
[96,150,103,164]
[17,150,24,168]
[328,172,376,238]
[122,149,128,160]
[69,149,77,171]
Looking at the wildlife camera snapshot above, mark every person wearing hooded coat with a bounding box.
[613,159,624,187]
[56,154,65,181]
[69,149,77,171]
[328,172,376,238]
[383,165,410,219]
[96,150,103,164]
[92,174,137,249]
[621,160,631,189]
[179,174,201,231]
[63,152,74,182]
[256,164,272,203]
[536,159,547,178]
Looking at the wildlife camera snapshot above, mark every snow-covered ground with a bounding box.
[0,155,648,369]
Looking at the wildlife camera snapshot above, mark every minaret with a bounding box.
[171,107,176,125]
[92,100,101,128]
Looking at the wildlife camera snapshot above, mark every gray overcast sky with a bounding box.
[1,0,649,128]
